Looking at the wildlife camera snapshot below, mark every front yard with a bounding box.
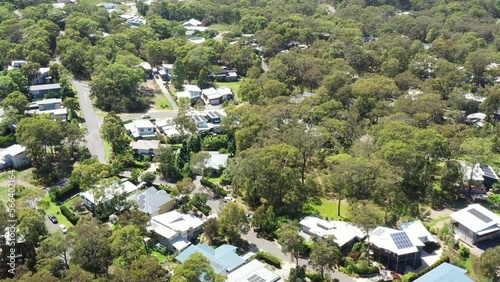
[42,195,74,228]
[153,93,173,110]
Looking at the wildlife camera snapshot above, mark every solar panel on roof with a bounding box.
[390,232,413,249]
[468,208,493,223]
[247,274,266,282]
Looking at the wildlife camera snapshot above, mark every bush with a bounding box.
[54,183,80,202]
[458,244,470,260]
[198,205,210,216]
[60,205,79,225]
[253,251,282,268]
[200,178,227,197]
[342,257,378,276]
[300,241,313,257]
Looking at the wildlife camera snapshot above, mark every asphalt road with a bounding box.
[73,80,107,163]
[119,110,178,121]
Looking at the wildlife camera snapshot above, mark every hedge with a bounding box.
[253,251,282,269]
[200,178,227,197]
[54,184,80,203]
[406,256,449,282]
[60,205,79,225]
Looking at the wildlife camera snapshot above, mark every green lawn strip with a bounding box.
[151,251,167,263]
[42,196,74,228]
[216,81,240,99]
[63,196,80,208]
[153,94,172,110]
[207,177,221,184]
[104,140,112,162]
[210,23,233,32]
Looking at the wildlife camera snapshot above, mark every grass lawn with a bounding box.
[207,177,221,184]
[63,196,81,208]
[104,140,112,162]
[153,94,172,110]
[151,251,167,263]
[216,81,240,99]
[309,199,351,221]
[96,110,108,118]
[0,169,38,202]
[210,23,234,32]
[42,196,74,228]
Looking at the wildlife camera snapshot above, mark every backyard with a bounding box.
[308,199,351,221]
[216,81,240,99]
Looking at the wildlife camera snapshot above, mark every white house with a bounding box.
[399,220,438,245]
[299,216,365,251]
[127,186,175,216]
[205,151,229,170]
[226,259,282,282]
[188,37,206,44]
[80,179,142,211]
[0,145,29,169]
[177,84,202,102]
[147,211,205,252]
[130,140,163,156]
[183,18,202,27]
[7,60,27,71]
[124,120,156,139]
[31,67,51,85]
[201,87,234,105]
[155,117,182,138]
[26,98,68,120]
[450,204,500,245]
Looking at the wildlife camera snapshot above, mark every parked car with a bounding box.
[224,196,236,202]
[48,214,58,224]
[141,114,150,119]
[59,224,67,234]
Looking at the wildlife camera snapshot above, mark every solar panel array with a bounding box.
[247,274,266,282]
[480,165,497,179]
[390,232,413,249]
[468,208,493,223]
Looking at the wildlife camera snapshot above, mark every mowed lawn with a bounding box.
[42,196,74,228]
[309,199,351,221]
[153,94,172,110]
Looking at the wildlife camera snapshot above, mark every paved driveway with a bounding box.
[119,110,178,121]
[73,80,107,163]
[44,216,61,233]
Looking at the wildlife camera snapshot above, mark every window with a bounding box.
[140,129,144,132]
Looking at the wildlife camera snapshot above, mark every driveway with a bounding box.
[44,216,61,233]
[73,80,107,163]
[153,77,178,110]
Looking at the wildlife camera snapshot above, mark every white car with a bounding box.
[141,114,151,119]
[224,196,236,202]
[59,224,67,234]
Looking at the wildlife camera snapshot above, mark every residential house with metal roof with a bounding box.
[28,83,61,99]
[414,262,473,282]
[450,204,500,246]
[368,226,424,273]
[226,259,282,282]
[176,244,246,274]
[0,144,29,169]
[127,186,174,216]
[399,220,438,246]
[459,161,499,191]
[148,211,205,252]
[124,119,156,139]
[299,216,365,252]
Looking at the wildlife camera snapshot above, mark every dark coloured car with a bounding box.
[48,214,58,224]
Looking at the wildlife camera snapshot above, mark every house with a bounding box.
[155,118,182,138]
[299,216,365,252]
[127,186,174,216]
[205,152,229,170]
[368,227,424,273]
[464,93,486,103]
[399,221,438,246]
[28,83,62,99]
[205,111,223,124]
[7,60,27,71]
[97,2,117,9]
[201,87,234,105]
[466,112,486,127]
[226,259,282,282]
[176,244,246,274]
[147,211,205,252]
[130,140,163,156]
[459,161,499,191]
[25,98,67,120]
[121,15,146,27]
[80,179,141,211]
[136,62,152,79]
[0,145,29,169]
[188,37,206,44]
[414,262,473,282]
[31,67,51,85]
[450,204,500,246]
[210,70,239,82]
[158,64,174,81]
[183,18,202,27]
[177,85,202,102]
[124,120,156,139]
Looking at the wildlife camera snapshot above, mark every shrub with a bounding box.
[60,205,79,225]
[198,205,210,216]
[253,251,282,268]
[300,241,313,257]
[54,183,80,202]
[458,244,470,260]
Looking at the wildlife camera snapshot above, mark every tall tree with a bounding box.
[101,112,130,154]
[278,223,304,266]
[2,91,28,114]
[219,202,249,244]
[310,235,342,279]
[203,218,220,245]
[350,201,381,263]
[154,146,179,180]
[479,246,500,282]
[171,252,224,282]
[17,209,48,270]
[109,225,146,265]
